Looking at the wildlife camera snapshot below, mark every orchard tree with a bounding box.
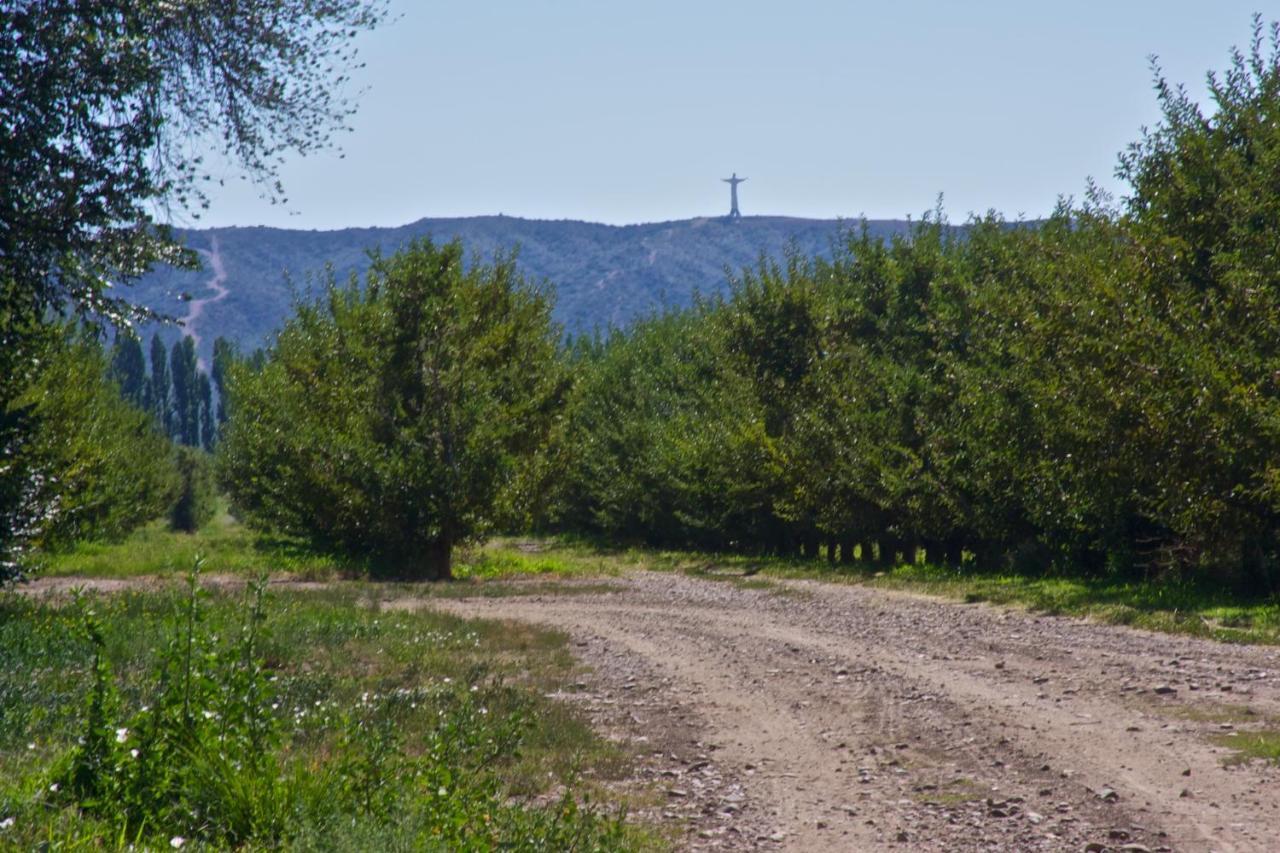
[219,239,567,580]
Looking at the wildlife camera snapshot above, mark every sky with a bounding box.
[191,0,1270,230]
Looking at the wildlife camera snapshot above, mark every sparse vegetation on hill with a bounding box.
[131,216,920,363]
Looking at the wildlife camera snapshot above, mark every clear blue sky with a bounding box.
[192,0,1268,229]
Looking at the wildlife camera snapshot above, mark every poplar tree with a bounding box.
[109,335,147,409]
[149,334,172,438]
[170,337,199,447]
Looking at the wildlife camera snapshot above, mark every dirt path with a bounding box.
[417,573,1280,852]
[182,233,229,370]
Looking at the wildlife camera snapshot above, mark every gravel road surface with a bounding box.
[422,572,1280,852]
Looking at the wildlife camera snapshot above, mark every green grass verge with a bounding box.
[0,575,653,849]
[39,511,627,585]
[40,500,357,580]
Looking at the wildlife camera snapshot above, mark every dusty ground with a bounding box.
[408,572,1280,852]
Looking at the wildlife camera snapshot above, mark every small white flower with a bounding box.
[130,749,140,759]
[170,836,185,848]
[0,817,14,830]
[202,710,216,720]
[48,783,59,793]
[115,727,129,743]
[26,742,35,751]
[437,786,448,797]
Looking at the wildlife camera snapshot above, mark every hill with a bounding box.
[131,215,916,362]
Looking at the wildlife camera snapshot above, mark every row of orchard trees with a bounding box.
[538,27,1280,591]
[212,21,1280,590]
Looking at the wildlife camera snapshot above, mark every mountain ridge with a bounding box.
[133,214,918,362]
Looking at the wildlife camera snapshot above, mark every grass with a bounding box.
[41,500,356,580]
[1213,729,1280,766]
[0,574,654,849]
[1163,702,1266,725]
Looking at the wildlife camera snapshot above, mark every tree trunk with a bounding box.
[401,539,452,581]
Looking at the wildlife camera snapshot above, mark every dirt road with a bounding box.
[425,573,1280,852]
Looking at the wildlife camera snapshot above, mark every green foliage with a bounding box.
[543,20,1280,594]
[219,238,567,579]
[0,568,632,849]
[109,335,147,410]
[6,329,178,559]
[170,336,200,448]
[0,0,385,326]
[168,447,217,534]
[1,0,384,580]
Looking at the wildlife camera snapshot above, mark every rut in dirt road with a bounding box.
[422,573,1280,852]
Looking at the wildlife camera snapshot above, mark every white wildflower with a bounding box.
[170,836,185,848]
[48,783,59,793]
[115,727,129,743]
[130,749,140,759]
[0,817,14,830]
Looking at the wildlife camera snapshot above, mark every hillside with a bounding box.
[131,215,915,361]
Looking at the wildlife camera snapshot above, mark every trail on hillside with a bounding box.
[421,573,1280,852]
[181,233,229,370]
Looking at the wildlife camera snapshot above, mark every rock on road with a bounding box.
[419,572,1280,852]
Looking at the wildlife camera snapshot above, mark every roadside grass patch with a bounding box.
[40,500,357,581]
[1213,729,1280,766]
[405,580,623,600]
[453,542,619,581]
[1165,702,1265,725]
[0,566,644,849]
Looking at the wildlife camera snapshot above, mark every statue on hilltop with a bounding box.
[722,172,746,219]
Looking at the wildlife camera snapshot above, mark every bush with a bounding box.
[168,446,216,533]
